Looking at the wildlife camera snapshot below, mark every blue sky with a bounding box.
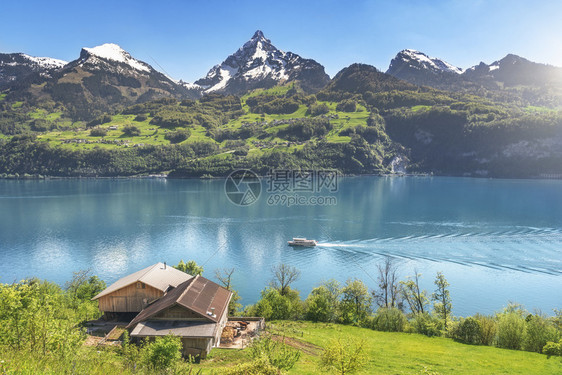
[1,0,561,82]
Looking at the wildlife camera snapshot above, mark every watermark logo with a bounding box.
[224,169,262,206]
[266,169,338,193]
[265,169,338,207]
[224,169,338,207]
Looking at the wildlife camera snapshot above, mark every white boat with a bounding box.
[288,237,317,247]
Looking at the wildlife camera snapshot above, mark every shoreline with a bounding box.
[1,172,561,181]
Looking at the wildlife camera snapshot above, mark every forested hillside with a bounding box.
[1,60,561,178]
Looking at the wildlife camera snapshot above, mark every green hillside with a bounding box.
[4,321,559,374]
[1,70,562,178]
[199,321,562,374]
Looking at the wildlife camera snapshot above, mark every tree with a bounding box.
[320,337,367,375]
[89,127,107,137]
[215,268,242,315]
[400,270,429,315]
[372,307,407,332]
[497,308,526,350]
[452,317,482,344]
[340,279,372,325]
[247,287,302,320]
[305,279,341,322]
[165,129,191,143]
[174,259,203,276]
[431,272,452,330]
[123,125,141,136]
[65,269,106,301]
[523,313,556,353]
[373,257,401,309]
[270,264,301,296]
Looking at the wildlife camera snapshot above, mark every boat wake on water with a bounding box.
[313,232,562,276]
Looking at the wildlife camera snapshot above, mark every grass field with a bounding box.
[1,321,560,374]
[26,87,368,154]
[197,321,562,374]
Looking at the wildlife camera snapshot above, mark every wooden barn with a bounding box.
[126,275,232,358]
[92,262,192,316]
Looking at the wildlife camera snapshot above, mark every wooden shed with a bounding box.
[92,262,192,315]
[127,275,232,358]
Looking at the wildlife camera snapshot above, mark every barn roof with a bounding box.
[130,320,218,338]
[92,262,192,300]
[127,275,232,328]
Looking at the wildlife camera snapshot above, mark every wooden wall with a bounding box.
[214,309,229,345]
[182,338,212,359]
[97,282,163,313]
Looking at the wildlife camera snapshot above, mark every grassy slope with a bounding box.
[24,85,366,155]
[200,321,562,375]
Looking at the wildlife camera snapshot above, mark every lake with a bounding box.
[0,176,560,316]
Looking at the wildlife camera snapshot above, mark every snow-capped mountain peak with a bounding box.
[20,54,67,69]
[195,30,329,94]
[393,49,463,74]
[0,52,68,87]
[80,43,151,73]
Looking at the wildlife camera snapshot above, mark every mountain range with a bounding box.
[1,30,562,179]
[387,48,562,89]
[2,30,561,114]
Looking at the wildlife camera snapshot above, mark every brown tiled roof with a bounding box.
[92,262,193,300]
[127,275,232,329]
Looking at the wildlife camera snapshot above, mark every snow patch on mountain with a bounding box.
[21,54,67,69]
[196,30,329,94]
[176,80,202,90]
[207,65,239,92]
[399,49,463,74]
[82,43,150,72]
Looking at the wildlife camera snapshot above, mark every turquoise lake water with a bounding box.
[0,176,560,316]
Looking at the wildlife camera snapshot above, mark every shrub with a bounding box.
[134,114,147,122]
[221,356,279,375]
[89,127,107,137]
[123,125,141,136]
[336,99,357,112]
[249,97,300,114]
[277,118,332,142]
[542,340,561,357]
[524,314,558,353]
[372,307,407,332]
[165,129,191,144]
[307,103,330,116]
[180,99,195,107]
[233,146,249,156]
[411,312,442,337]
[150,111,194,128]
[474,314,497,346]
[141,335,182,370]
[452,317,482,344]
[87,114,112,128]
[320,338,367,375]
[248,334,300,371]
[497,312,526,350]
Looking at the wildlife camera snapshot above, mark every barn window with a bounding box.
[136,282,145,289]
